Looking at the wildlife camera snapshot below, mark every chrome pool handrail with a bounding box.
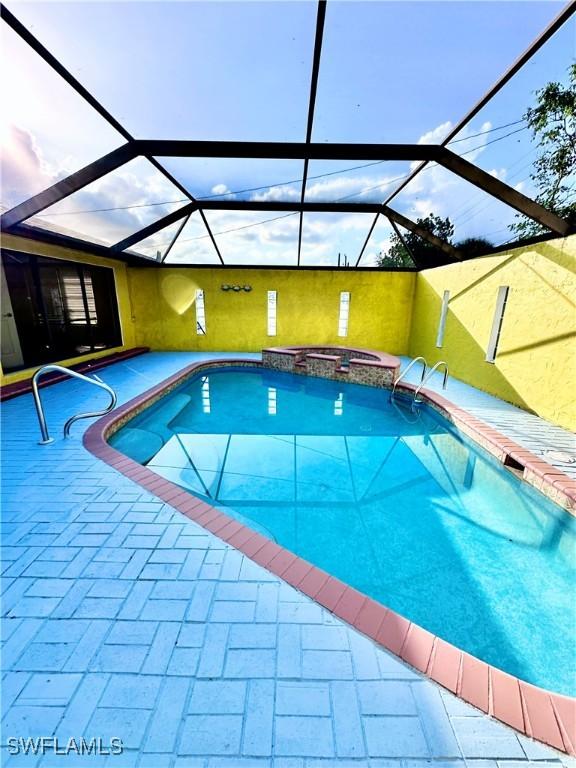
[31,364,117,445]
[390,356,427,401]
[413,360,449,405]
[390,397,422,424]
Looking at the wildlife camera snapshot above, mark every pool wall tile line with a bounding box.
[263,345,401,388]
[83,356,576,756]
[392,385,576,514]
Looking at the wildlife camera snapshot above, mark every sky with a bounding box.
[1,1,574,266]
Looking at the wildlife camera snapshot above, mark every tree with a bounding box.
[510,63,576,238]
[454,236,493,257]
[377,214,454,268]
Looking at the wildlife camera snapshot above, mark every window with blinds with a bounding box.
[62,271,97,323]
[1,250,122,371]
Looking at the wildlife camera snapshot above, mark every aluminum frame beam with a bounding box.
[388,217,425,269]
[297,0,327,266]
[355,1,576,264]
[437,148,571,235]
[0,144,136,229]
[2,1,573,267]
[160,213,192,263]
[383,2,576,209]
[112,203,197,252]
[198,209,225,264]
[385,209,461,260]
[0,4,224,261]
[0,4,132,141]
[136,140,443,161]
[111,198,462,260]
[4,140,569,238]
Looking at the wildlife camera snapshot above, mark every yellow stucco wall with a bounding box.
[3,231,574,432]
[409,235,576,430]
[0,234,136,385]
[127,267,416,353]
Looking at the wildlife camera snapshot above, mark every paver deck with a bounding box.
[398,356,576,479]
[1,351,573,767]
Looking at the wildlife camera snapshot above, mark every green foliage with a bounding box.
[510,63,576,238]
[377,214,454,268]
[454,236,493,257]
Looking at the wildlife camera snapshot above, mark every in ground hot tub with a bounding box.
[262,345,401,387]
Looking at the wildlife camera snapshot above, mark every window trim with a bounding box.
[486,285,509,363]
[3,249,123,346]
[436,290,450,348]
[195,288,206,335]
[338,291,350,338]
[1,248,123,372]
[267,290,277,336]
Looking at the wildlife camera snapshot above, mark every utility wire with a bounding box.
[449,150,540,228]
[33,120,528,218]
[34,159,390,217]
[166,212,300,246]
[33,120,537,255]
[446,118,525,144]
[334,125,530,203]
[141,124,534,251]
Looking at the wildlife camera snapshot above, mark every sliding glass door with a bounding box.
[1,250,122,373]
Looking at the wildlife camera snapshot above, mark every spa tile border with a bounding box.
[83,356,576,756]
[263,344,400,368]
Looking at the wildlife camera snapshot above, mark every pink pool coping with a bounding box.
[82,356,576,756]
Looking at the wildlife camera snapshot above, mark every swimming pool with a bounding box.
[109,364,575,697]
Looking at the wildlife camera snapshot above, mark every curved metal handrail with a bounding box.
[390,356,427,401]
[31,364,117,445]
[390,397,422,424]
[413,360,449,405]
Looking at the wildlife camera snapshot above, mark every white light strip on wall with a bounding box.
[267,290,277,336]
[201,376,211,413]
[338,291,350,337]
[195,289,206,335]
[268,387,277,415]
[334,392,343,416]
[436,290,450,348]
[486,285,510,363]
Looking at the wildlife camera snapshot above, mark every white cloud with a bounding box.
[1,125,55,209]
[5,110,522,263]
[391,118,520,246]
[418,121,453,146]
[251,183,300,203]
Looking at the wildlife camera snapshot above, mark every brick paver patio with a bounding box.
[1,352,571,766]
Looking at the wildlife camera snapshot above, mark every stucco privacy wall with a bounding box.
[0,234,136,386]
[127,267,416,353]
[409,234,576,431]
[2,232,575,431]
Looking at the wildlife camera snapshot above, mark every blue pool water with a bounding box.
[110,365,576,696]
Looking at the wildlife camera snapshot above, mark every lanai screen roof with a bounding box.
[1,1,575,269]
